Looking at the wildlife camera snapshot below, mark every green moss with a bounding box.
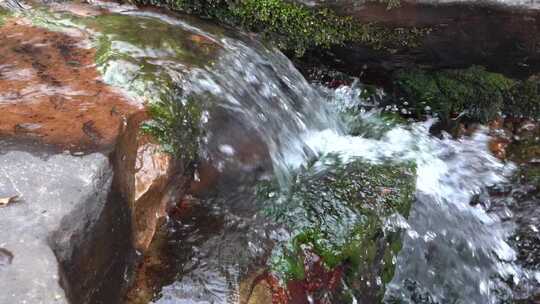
[393,66,540,123]
[507,127,540,188]
[132,0,428,56]
[519,165,540,187]
[257,155,416,299]
[141,93,204,163]
[346,111,408,139]
[79,13,220,164]
[505,79,540,120]
[0,7,11,26]
[376,0,401,9]
[85,14,220,67]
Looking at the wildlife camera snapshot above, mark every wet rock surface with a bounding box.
[299,0,540,80]
[1,1,539,304]
[113,111,186,253]
[0,140,112,304]
[0,18,140,151]
[0,6,149,304]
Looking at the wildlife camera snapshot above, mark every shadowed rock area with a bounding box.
[297,0,540,80]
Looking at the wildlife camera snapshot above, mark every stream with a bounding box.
[0,1,539,303]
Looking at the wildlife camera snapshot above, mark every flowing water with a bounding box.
[1,2,539,303]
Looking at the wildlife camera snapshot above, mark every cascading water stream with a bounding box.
[3,2,537,302]
[305,86,536,303]
[187,38,342,186]
[100,7,536,303]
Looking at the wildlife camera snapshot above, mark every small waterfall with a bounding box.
[98,8,534,303]
[8,3,537,303]
[301,85,535,303]
[186,38,342,186]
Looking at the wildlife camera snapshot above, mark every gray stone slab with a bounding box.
[0,143,111,304]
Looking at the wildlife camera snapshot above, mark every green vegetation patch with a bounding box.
[394,66,540,123]
[375,0,401,9]
[141,94,204,163]
[507,125,540,188]
[86,14,220,163]
[0,7,11,27]
[257,156,416,301]
[132,0,428,56]
[82,13,220,164]
[505,78,540,120]
[345,110,407,139]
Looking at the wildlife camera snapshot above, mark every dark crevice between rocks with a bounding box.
[45,110,195,304]
[48,152,136,304]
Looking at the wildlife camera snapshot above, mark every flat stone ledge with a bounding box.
[0,140,111,304]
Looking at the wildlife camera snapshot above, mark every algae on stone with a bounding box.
[141,94,204,163]
[131,0,428,56]
[83,13,220,164]
[375,0,401,9]
[257,155,416,301]
[393,66,540,123]
[505,79,540,120]
[345,110,407,139]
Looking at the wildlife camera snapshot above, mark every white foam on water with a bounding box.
[278,85,527,303]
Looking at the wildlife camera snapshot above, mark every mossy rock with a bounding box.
[77,13,221,162]
[393,66,540,123]
[131,0,428,56]
[346,110,407,139]
[0,7,11,26]
[505,79,540,120]
[507,126,540,188]
[257,156,416,302]
[15,6,223,164]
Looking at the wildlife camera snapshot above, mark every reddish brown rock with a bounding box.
[489,138,509,159]
[113,111,188,252]
[299,0,540,81]
[239,270,274,304]
[0,19,141,151]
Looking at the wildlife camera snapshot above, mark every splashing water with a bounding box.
[115,8,535,303]
[303,85,537,303]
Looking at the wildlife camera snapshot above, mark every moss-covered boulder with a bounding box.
[130,0,540,82]
[129,0,428,57]
[78,12,220,163]
[506,121,540,187]
[256,156,416,303]
[393,66,540,123]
